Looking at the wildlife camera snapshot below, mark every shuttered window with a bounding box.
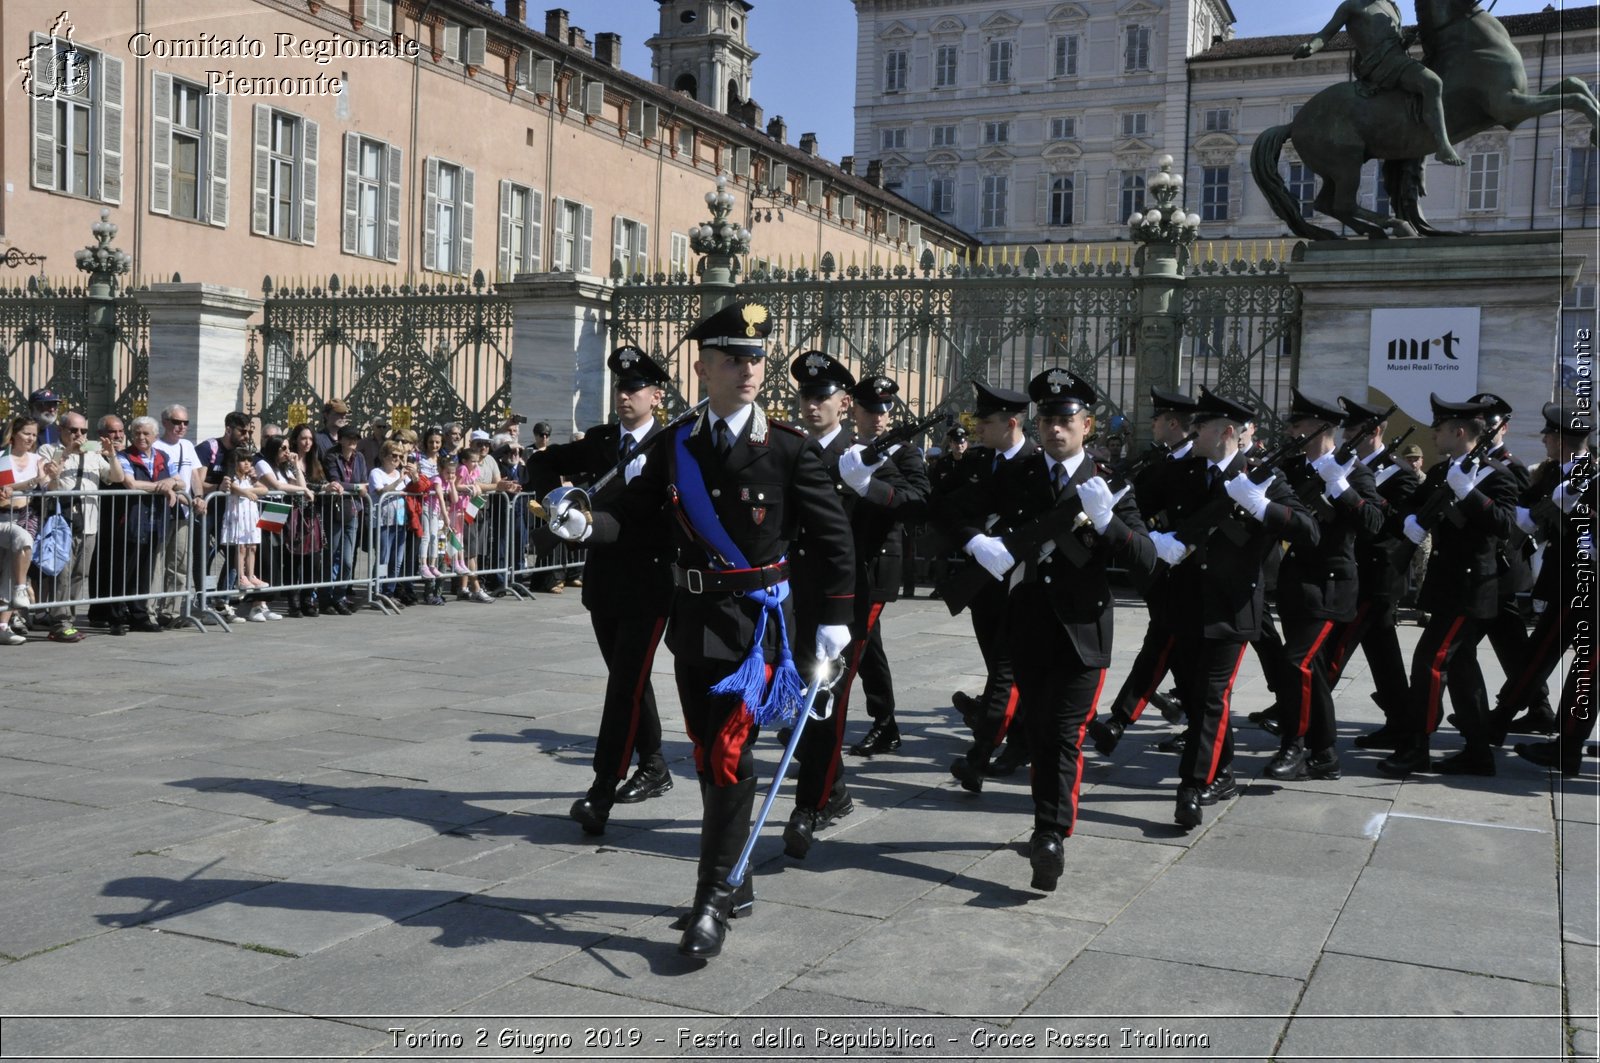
[31,37,123,204]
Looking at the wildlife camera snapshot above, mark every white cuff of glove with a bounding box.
[1402,514,1427,545]
[551,508,591,542]
[966,533,1015,580]
[1149,530,1187,566]
[1325,477,1349,500]
[1515,506,1537,537]
[837,445,876,496]
[816,623,852,660]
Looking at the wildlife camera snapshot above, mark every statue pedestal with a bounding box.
[1288,233,1584,459]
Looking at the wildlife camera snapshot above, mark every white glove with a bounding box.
[1312,452,1354,499]
[1149,530,1188,566]
[1224,472,1273,520]
[1402,514,1427,545]
[549,501,592,542]
[1553,480,1579,514]
[1446,459,1492,501]
[1077,476,1128,534]
[1514,506,1537,537]
[837,444,879,496]
[816,623,852,660]
[964,533,1016,581]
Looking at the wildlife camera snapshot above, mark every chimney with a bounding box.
[505,0,526,24]
[840,156,855,176]
[766,115,787,144]
[594,32,621,68]
[740,98,763,128]
[567,26,589,54]
[545,8,568,40]
[865,160,883,187]
[798,132,818,156]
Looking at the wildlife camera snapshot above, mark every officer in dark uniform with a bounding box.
[536,347,677,836]
[929,426,970,495]
[937,381,1037,788]
[1088,387,1198,756]
[1504,402,1595,774]
[948,370,1155,889]
[1264,389,1384,781]
[845,374,931,758]
[551,302,855,960]
[1377,394,1520,778]
[1143,388,1319,828]
[1323,397,1422,750]
[924,426,969,595]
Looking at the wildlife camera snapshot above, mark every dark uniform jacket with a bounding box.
[1152,451,1320,641]
[1355,457,1422,601]
[591,406,855,666]
[1405,457,1521,620]
[941,450,1154,668]
[1277,456,1385,622]
[1127,443,1193,601]
[1489,443,1534,599]
[1525,455,1596,606]
[530,422,674,616]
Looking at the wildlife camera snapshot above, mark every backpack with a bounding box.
[33,502,74,577]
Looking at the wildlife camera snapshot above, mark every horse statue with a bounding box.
[1252,0,1598,239]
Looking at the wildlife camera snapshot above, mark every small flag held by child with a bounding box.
[462,494,488,524]
[0,452,14,487]
[257,500,292,531]
[446,527,465,553]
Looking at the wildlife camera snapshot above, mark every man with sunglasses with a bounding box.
[153,405,206,626]
[39,411,124,642]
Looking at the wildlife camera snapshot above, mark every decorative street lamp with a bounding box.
[690,174,752,305]
[74,209,132,418]
[1127,155,1201,278]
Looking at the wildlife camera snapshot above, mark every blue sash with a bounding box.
[673,422,804,725]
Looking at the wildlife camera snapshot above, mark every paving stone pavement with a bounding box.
[0,591,1593,1062]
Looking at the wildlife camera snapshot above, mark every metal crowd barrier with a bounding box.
[508,490,584,590]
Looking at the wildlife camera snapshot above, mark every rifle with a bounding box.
[1293,410,1394,516]
[1169,424,1326,552]
[863,408,950,462]
[538,397,710,522]
[1109,430,1198,492]
[1334,405,1398,464]
[1387,435,1494,572]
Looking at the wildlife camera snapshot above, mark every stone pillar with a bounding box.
[1132,252,1184,452]
[499,272,614,441]
[1289,233,1584,461]
[139,283,262,439]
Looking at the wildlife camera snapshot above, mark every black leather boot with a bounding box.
[678,777,756,960]
[569,778,613,835]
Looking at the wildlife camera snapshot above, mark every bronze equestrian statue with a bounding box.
[1252,0,1599,239]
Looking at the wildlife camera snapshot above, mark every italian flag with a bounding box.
[0,452,13,487]
[462,494,487,524]
[446,527,465,553]
[257,500,292,531]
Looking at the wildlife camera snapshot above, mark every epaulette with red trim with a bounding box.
[770,421,806,438]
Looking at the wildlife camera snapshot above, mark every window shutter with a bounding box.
[515,48,533,87]
[627,101,643,137]
[383,144,401,261]
[342,132,360,254]
[208,92,230,227]
[770,162,788,193]
[422,156,439,270]
[534,59,555,96]
[1074,168,1086,224]
[150,71,173,215]
[30,34,57,191]
[611,215,625,275]
[841,194,856,221]
[887,211,902,241]
[733,147,751,177]
[907,222,921,247]
[465,27,486,68]
[99,54,124,204]
[251,104,271,234]
[807,178,824,207]
[298,117,318,244]
[642,103,659,140]
[1106,167,1120,223]
[459,166,474,275]
[1035,175,1049,225]
[1550,147,1567,209]
[580,204,594,273]
[584,80,605,117]
[498,179,513,279]
[529,189,544,271]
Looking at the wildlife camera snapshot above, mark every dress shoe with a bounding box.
[986,741,1030,777]
[1435,745,1496,776]
[1304,747,1342,779]
[1089,715,1126,756]
[1515,741,1579,777]
[949,757,985,793]
[951,690,981,729]
[1508,704,1558,736]
[1376,740,1431,777]
[1151,689,1185,724]
[130,620,164,634]
[783,785,854,858]
[677,881,737,959]
[1156,731,1188,753]
[1195,769,1237,806]
[330,600,354,616]
[671,877,754,930]
[1248,709,1282,736]
[1265,742,1309,780]
[1029,830,1065,892]
[1174,786,1203,830]
[614,758,673,803]
[849,722,902,756]
[568,795,610,835]
[1353,723,1406,750]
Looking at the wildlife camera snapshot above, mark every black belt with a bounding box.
[673,560,790,594]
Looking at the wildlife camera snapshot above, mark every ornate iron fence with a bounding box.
[246,272,513,433]
[0,275,148,424]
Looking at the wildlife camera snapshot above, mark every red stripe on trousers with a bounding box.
[818,602,884,804]
[1207,644,1250,784]
[994,682,1021,744]
[1128,633,1177,723]
[1326,601,1371,685]
[615,615,668,780]
[1424,616,1469,734]
[1065,669,1108,836]
[1294,621,1336,738]
[710,665,769,786]
[1502,607,1568,711]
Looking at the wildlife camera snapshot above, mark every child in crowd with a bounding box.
[453,445,493,602]
[222,450,269,590]
[368,442,413,602]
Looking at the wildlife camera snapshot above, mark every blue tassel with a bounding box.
[752,600,804,725]
[710,609,771,711]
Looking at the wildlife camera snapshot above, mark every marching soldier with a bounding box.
[1324,397,1421,749]
[1264,390,1384,781]
[938,382,1037,788]
[1377,394,1520,778]
[550,302,855,960]
[539,347,677,836]
[1088,387,1197,756]
[924,425,970,595]
[1143,388,1319,828]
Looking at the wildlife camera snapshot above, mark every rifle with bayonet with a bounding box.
[1387,434,1494,572]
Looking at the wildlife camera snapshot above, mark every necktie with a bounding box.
[713,421,731,456]
[1205,464,1219,490]
[1052,462,1067,497]
[619,434,635,462]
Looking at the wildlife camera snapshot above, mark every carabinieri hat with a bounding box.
[850,375,899,413]
[1150,386,1199,417]
[1542,400,1596,437]
[972,380,1030,418]
[1467,392,1513,429]
[1192,385,1257,425]
[1028,367,1096,417]
[946,425,968,442]
[686,299,772,355]
[608,345,671,391]
[1287,387,1346,427]
[1428,392,1500,427]
[790,351,855,398]
[1338,395,1392,424]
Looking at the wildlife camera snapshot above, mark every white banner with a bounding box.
[1368,307,1481,423]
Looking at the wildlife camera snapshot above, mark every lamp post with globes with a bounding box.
[1127,155,1201,445]
[689,174,752,316]
[74,208,133,419]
